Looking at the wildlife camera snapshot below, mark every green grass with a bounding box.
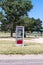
[0,32,43,38]
[0,40,43,54]
[0,32,16,37]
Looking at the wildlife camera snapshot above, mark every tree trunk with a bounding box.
[41,32,42,36]
[10,22,13,37]
[11,28,13,37]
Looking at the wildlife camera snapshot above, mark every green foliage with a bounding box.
[0,12,3,21]
[1,0,33,22]
[0,0,42,36]
[34,19,42,31]
[0,0,33,37]
[23,16,42,32]
[1,19,9,31]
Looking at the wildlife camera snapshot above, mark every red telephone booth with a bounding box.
[16,26,24,46]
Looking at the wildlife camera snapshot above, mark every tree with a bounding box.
[1,18,9,32]
[34,18,42,31]
[23,16,42,32]
[1,0,33,37]
[23,17,35,32]
[0,12,8,31]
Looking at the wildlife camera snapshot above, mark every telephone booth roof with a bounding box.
[16,26,24,27]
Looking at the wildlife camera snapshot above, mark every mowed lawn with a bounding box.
[0,40,43,54]
[0,32,16,37]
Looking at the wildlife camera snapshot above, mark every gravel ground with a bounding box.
[0,38,43,43]
[25,38,43,43]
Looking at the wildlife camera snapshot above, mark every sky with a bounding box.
[0,0,43,26]
[28,0,43,26]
